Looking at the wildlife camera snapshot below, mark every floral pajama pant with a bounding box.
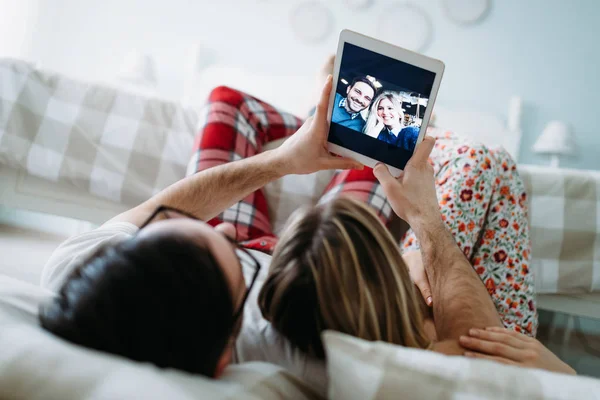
[188,86,538,337]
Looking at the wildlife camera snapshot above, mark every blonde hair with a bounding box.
[364,91,405,138]
[258,197,431,358]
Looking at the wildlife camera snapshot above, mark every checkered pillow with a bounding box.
[0,58,330,234]
[0,58,198,206]
[324,331,600,400]
[520,165,600,293]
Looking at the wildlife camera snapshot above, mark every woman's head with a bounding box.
[258,197,430,358]
[365,91,405,134]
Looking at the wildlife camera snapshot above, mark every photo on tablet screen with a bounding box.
[329,42,437,170]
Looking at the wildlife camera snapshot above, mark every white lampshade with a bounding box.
[116,51,157,87]
[532,121,575,156]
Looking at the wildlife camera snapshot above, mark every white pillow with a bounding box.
[323,331,600,400]
[182,65,315,117]
[0,275,321,400]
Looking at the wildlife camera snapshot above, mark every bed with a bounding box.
[1,58,599,320]
[2,58,600,399]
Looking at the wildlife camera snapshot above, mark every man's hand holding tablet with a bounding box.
[275,75,364,175]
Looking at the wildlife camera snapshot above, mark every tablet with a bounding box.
[327,30,445,176]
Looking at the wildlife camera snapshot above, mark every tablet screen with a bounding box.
[328,42,437,170]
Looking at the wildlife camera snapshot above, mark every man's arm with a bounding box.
[373,137,501,344]
[109,150,285,226]
[109,75,362,227]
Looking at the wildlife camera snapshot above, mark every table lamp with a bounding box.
[532,121,575,167]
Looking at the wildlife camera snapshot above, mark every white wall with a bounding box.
[0,0,39,59]
[24,0,600,169]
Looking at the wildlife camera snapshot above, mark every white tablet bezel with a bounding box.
[327,29,445,177]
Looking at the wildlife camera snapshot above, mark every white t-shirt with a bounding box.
[40,222,328,395]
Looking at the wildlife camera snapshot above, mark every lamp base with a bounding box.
[549,155,560,168]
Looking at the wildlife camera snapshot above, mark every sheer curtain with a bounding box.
[0,0,39,59]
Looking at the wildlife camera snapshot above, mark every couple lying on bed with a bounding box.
[332,74,419,151]
[38,64,575,385]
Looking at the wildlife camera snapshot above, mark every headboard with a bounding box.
[432,97,523,161]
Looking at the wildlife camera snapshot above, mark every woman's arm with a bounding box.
[460,327,576,375]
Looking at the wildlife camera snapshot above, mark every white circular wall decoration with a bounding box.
[442,0,491,25]
[290,1,334,44]
[344,0,374,9]
[377,3,432,52]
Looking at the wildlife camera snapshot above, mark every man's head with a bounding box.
[39,210,256,378]
[345,76,377,113]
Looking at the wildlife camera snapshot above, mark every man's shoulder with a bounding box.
[331,93,347,124]
[333,93,346,110]
[40,222,137,291]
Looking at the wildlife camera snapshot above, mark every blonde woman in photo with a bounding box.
[363,91,420,151]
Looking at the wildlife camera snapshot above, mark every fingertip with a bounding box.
[214,222,237,240]
[316,76,333,113]
[421,136,436,151]
[426,296,433,306]
[322,74,332,91]
[420,136,436,148]
[373,162,385,174]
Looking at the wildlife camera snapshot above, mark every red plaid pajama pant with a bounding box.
[187,86,537,336]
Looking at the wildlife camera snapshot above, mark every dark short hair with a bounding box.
[39,233,235,377]
[348,76,377,96]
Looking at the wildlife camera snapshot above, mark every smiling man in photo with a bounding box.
[331,76,377,132]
